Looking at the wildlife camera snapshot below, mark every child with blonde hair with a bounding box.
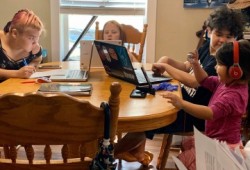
[102,20,138,62]
[0,9,45,81]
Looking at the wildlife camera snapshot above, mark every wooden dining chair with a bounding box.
[0,82,121,170]
[95,21,148,62]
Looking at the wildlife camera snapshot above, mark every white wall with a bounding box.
[155,0,212,62]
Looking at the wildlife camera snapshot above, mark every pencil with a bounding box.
[23,58,28,66]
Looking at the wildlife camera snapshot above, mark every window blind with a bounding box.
[60,0,146,15]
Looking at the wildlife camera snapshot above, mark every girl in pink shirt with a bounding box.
[163,40,250,170]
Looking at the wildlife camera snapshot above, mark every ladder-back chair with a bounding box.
[95,21,148,62]
[0,82,121,170]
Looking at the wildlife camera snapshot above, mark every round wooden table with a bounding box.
[0,61,181,133]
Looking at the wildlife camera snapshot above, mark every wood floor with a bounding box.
[115,134,179,170]
[0,134,179,170]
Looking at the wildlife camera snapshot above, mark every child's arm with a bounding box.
[162,92,213,120]
[0,66,35,79]
[152,62,199,88]
[188,50,208,83]
[155,56,190,72]
[29,44,43,67]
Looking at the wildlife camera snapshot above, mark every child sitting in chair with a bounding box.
[163,40,250,170]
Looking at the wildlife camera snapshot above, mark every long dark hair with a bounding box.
[216,40,250,80]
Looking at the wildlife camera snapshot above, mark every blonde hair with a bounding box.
[102,20,126,44]
[4,9,44,34]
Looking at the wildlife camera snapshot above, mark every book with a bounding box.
[194,127,247,170]
[38,83,92,96]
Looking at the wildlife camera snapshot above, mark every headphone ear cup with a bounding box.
[230,41,243,80]
[229,65,243,79]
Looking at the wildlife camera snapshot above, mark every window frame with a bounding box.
[60,0,145,15]
[50,0,156,63]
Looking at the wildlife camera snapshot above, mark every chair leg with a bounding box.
[117,132,123,164]
[3,145,10,159]
[157,134,173,170]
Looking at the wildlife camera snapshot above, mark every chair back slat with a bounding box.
[0,82,121,169]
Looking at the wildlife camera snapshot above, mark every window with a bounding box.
[59,0,147,61]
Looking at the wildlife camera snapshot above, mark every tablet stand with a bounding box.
[63,16,98,61]
[135,67,156,96]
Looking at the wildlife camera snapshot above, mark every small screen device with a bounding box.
[130,89,147,98]
[130,66,156,98]
[136,66,156,95]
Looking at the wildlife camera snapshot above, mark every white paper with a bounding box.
[30,69,68,78]
[244,141,250,169]
[194,127,246,170]
[172,156,188,170]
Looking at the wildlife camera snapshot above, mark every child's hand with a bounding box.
[152,63,167,76]
[18,66,36,78]
[187,50,199,64]
[161,92,183,109]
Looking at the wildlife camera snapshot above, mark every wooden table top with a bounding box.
[0,61,181,133]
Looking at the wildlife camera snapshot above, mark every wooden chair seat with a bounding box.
[0,82,121,170]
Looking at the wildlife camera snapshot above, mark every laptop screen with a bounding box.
[94,40,172,85]
[80,40,122,69]
[94,40,139,84]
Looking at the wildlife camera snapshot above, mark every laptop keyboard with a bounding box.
[135,70,171,84]
[67,70,86,79]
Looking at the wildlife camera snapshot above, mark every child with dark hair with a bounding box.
[114,5,246,166]
[163,39,250,169]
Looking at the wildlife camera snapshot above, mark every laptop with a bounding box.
[80,40,122,69]
[47,69,88,82]
[35,41,121,82]
[93,40,172,85]
[45,16,98,82]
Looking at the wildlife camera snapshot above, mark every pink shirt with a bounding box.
[201,76,248,144]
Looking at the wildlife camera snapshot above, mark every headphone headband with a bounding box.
[229,41,242,79]
[233,41,239,63]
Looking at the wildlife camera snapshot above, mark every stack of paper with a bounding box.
[173,127,250,170]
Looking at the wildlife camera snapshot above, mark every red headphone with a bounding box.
[229,41,243,79]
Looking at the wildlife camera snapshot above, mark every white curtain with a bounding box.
[60,0,145,15]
